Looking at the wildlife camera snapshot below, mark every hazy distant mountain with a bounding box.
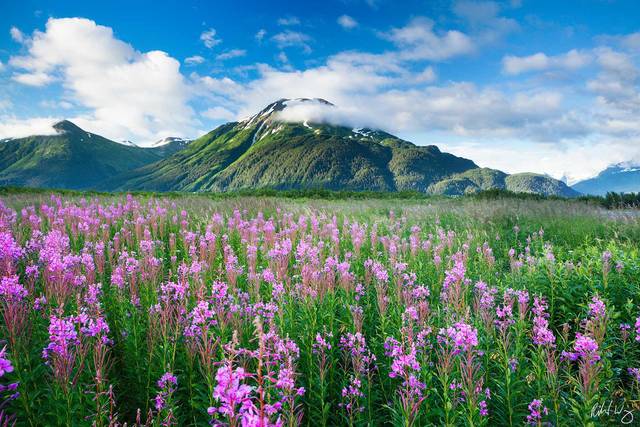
[572,163,640,195]
[0,120,187,190]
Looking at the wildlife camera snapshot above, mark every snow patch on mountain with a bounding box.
[150,136,190,147]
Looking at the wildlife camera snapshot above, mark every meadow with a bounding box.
[0,191,639,426]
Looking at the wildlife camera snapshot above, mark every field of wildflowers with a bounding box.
[0,192,638,426]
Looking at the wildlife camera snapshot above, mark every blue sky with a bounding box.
[1,0,640,182]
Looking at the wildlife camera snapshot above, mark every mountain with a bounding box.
[0,101,581,198]
[0,120,187,190]
[428,168,579,197]
[106,98,478,192]
[572,163,640,195]
[148,137,191,156]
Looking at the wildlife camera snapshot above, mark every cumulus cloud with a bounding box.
[453,1,519,44]
[337,15,358,30]
[216,49,246,61]
[380,17,474,61]
[185,55,205,65]
[11,71,55,86]
[200,28,221,48]
[8,18,197,143]
[255,29,267,42]
[201,106,236,121]
[10,27,25,43]
[272,31,312,53]
[0,116,60,139]
[502,49,591,75]
[212,55,573,141]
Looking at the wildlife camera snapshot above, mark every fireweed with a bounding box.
[0,193,637,425]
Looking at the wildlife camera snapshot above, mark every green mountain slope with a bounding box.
[110,98,478,192]
[0,120,186,190]
[428,167,579,197]
[0,99,584,198]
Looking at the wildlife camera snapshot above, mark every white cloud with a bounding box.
[185,55,205,65]
[216,49,247,61]
[39,100,74,110]
[255,29,267,42]
[277,16,301,26]
[12,71,55,86]
[272,31,312,53]
[9,26,25,43]
[8,18,197,143]
[277,51,289,64]
[413,66,437,83]
[502,49,591,75]
[0,116,60,139]
[503,52,549,74]
[337,15,358,30]
[381,17,474,61]
[200,28,221,48]
[453,1,518,44]
[442,136,638,183]
[201,106,236,121]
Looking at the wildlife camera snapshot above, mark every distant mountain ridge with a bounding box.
[572,162,640,195]
[0,100,578,197]
[0,120,188,190]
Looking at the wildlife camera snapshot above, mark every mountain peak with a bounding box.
[151,136,190,147]
[243,98,336,126]
[52,120,83,133]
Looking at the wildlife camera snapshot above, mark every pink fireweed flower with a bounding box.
[154,372,178,412]
[495,304,515,332]
[384,335,426,426]
[635,316,640,342]
[620,323,631,342]
[313,332,332,353]
[339,332,376,376]
[588,295,606,320]
[0,275,28,302]
[0,347,13,377]
[184,300,215,338]
[340,376,365,414]
[478,400,489,417]
[526,399,548,425]
[42,315,79,360]
[532,297,556,347]
[516,290,529,320]
[209,365,255,420]
[0,232,23,275]
[440,252,466,303]
[439,322,479,355]
[562,333,600,364]
[42,314,82,388]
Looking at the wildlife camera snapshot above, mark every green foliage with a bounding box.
[429,168,578,198]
